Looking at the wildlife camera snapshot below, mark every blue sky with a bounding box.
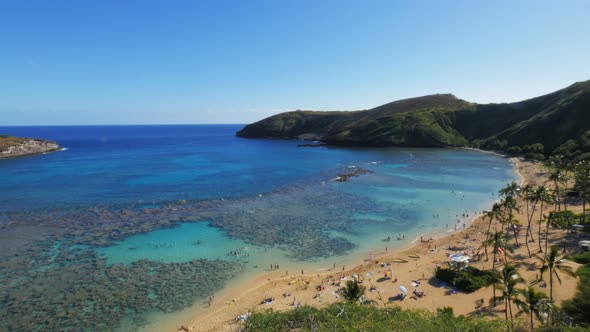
[1,0,589,125]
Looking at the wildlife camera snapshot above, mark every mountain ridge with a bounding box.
[237,80,590,159]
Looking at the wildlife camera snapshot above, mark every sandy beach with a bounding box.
[174,157,584,331]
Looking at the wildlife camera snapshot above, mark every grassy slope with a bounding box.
[0,135,28,152]
[470,81,590,153]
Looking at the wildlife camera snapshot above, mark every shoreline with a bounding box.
[0,147,63,160]
[161,154,567,332]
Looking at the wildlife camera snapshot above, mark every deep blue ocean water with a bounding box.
[1,125,372,212]
[0,125,518,331]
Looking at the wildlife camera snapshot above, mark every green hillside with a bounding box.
[237,80,590,159]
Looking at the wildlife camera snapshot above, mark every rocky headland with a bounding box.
[237,80,590,160]
[0,135,61,159]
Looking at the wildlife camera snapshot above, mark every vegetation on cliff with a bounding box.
[243,304,509,332]
[0,135,28,150]
[237,80,590,160]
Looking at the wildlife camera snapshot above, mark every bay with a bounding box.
[0,125,517,331]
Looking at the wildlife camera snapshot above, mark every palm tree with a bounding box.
[514,286,552,330]
[522,184,535,256]
[487,269,502,307]
[574,161,590,223]
[546,156,565,212]
[499,181,521,200]
[544,212,556,255]
[531,185,553,253]
[502,196,521,247]
[342,280,366,303]
[483,203,504,262]
[485,230,509,268]
[490,264,524,329]
[536,246,577,302]
[497,183,522,249]
[544,211,571,254]
[563,159,574,212]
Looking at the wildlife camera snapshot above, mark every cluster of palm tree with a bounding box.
[488,246,576,331]
[573,160,590,223]
[478,155,589,330]
[482,183,521,266]
[483,164,579,264]
[545,156,590,223]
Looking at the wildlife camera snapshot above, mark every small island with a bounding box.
[0,135,61,159]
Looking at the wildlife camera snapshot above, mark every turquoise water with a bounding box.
[0,125,518,331]
[96,222,253,264]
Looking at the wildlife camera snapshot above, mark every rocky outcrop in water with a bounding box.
[0,135,61,159]
[334,167,373,182]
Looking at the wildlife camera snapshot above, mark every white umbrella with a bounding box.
[399,285,408,293]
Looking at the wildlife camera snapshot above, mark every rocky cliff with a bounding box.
[0,136,61,159]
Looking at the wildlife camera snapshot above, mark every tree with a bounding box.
[502,196,521,247]
[514,286,552,330]
[342,280,366,303]
[507,146,523,155]
[562,159,574,212]
[529,186,553,253]
[546,155,566,212]
[536,246,577,302]
[545,211,575,253]
[574,161,590,223]
[499,181,521,199]
[483,203,504,262]
[499,182,521,247]
[485,230,509,269]
[490,264,524,330]
[544,212,559,255]
[486,269,502,307]
[522,184,535,257]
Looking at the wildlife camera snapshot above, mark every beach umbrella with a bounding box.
[399,285,407,293]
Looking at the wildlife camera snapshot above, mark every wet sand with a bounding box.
[171,157,583,331]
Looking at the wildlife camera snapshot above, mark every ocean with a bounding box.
[0,125,518,331]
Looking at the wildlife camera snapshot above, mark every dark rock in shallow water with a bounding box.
[334,167,373,182]
[297,142,327,147]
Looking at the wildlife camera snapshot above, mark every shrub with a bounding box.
[525,152,546,161]
[572,252,590,265]
[243,303,509,331]
[506,146,523,155]
[435,266,496,293]
[562,254,590,327]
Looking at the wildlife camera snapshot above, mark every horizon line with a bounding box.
[0,123,248,127]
